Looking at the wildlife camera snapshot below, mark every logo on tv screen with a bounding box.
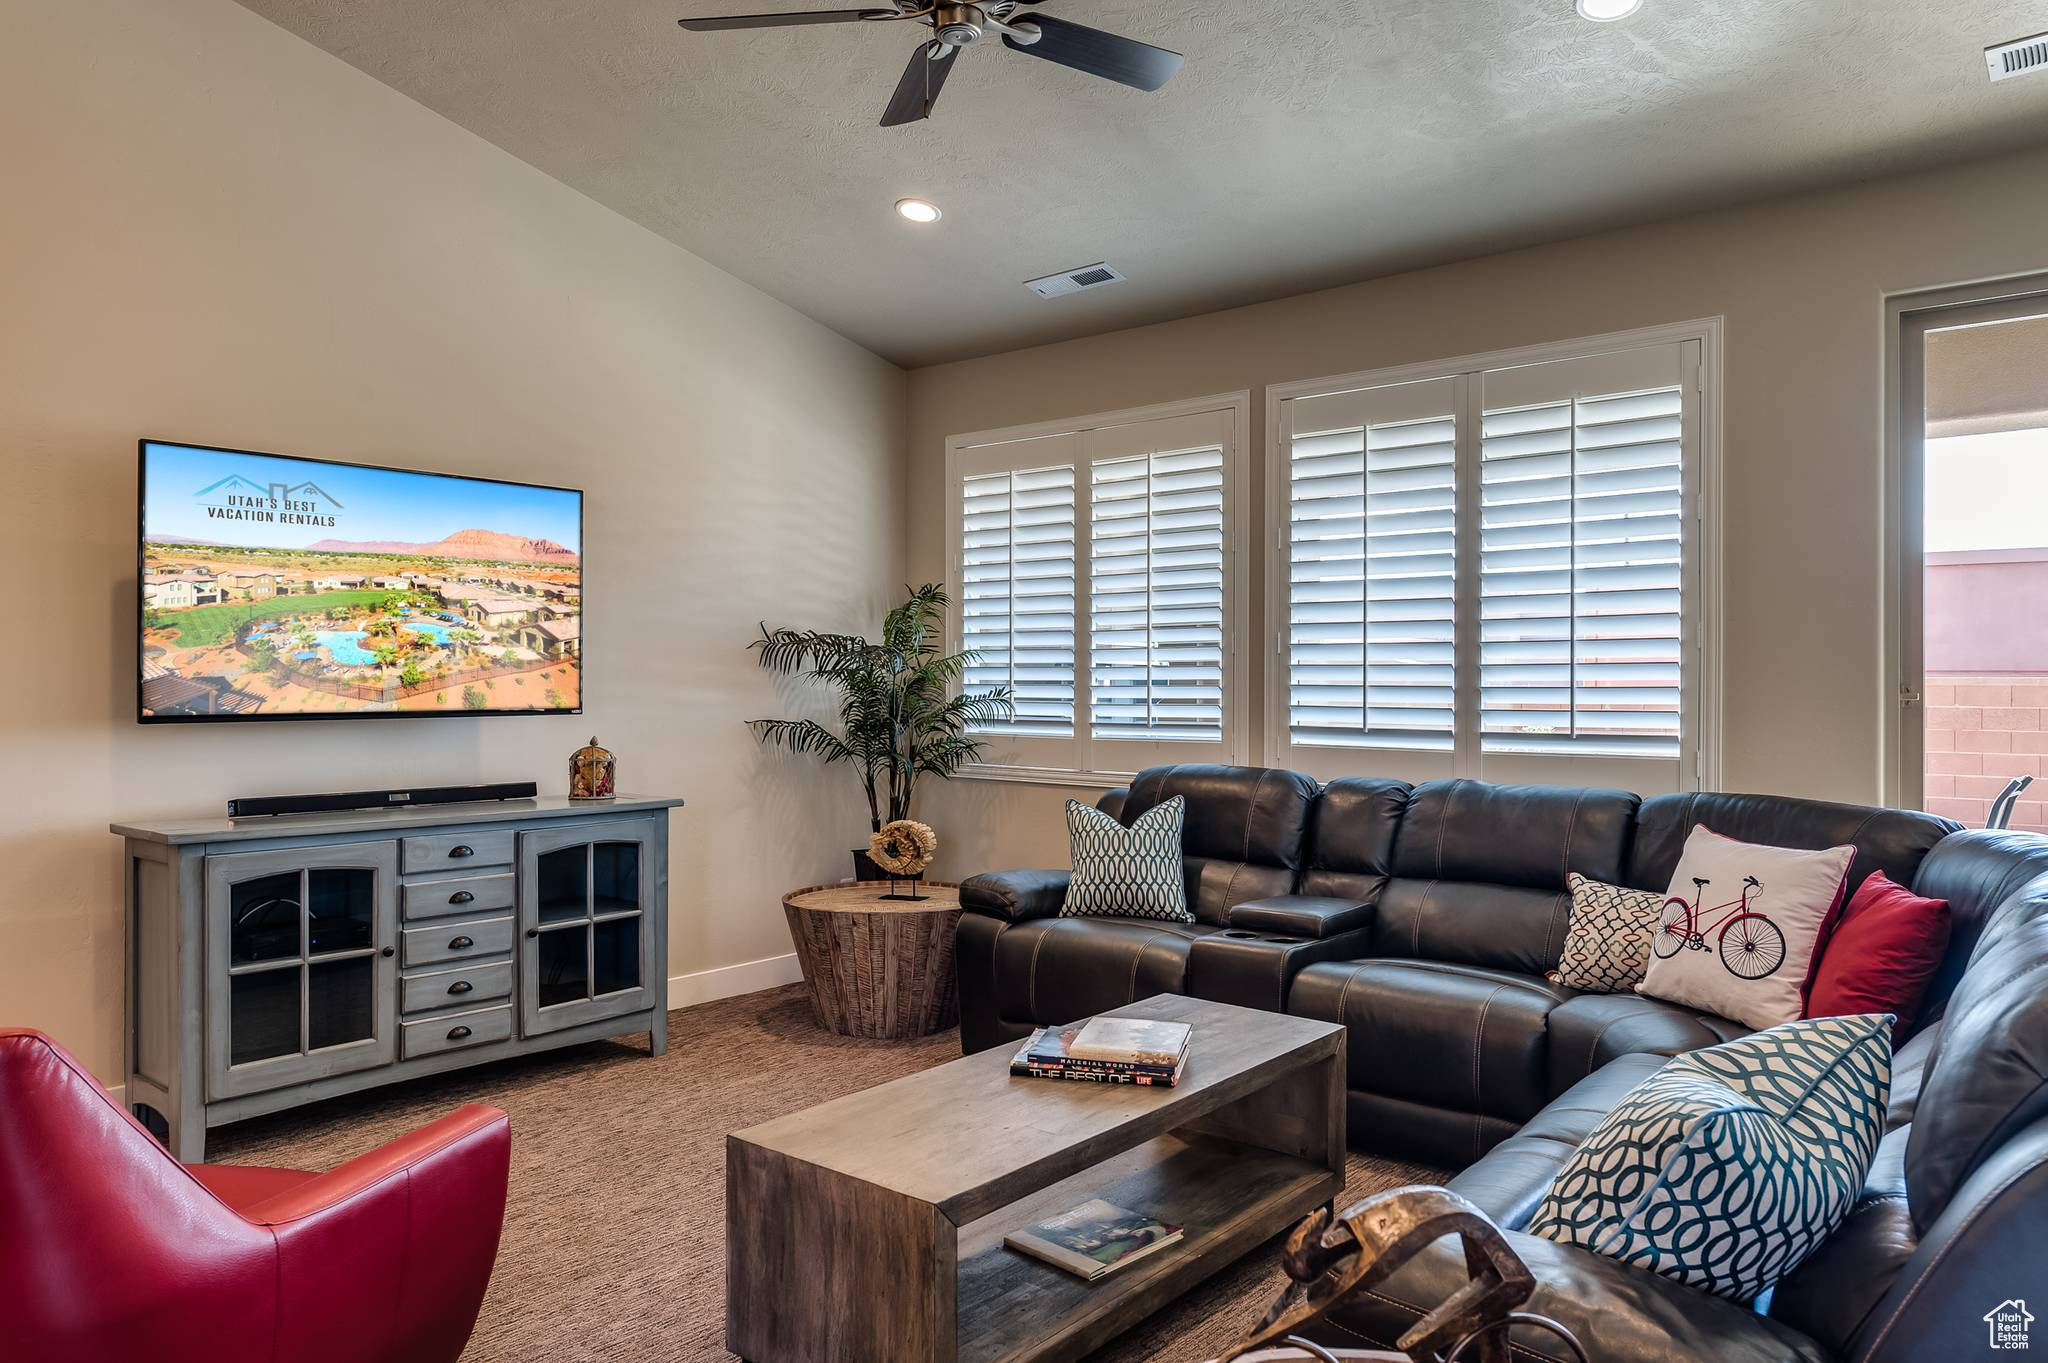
[194,473,346,528]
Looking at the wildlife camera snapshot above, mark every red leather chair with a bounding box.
[0,1027,511,1363]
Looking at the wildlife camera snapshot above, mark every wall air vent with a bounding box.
[1023,262,1126,299]
[1986,31,2048,82]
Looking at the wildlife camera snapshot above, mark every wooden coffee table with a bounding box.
[781,881,962,1039]
[726,994,1346,1363]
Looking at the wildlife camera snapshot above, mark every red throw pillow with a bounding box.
[1805,871,1951,1034]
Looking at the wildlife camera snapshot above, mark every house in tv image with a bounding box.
[465,593,532,629]
[143,571,221,609]
[219,569,278,600]
[515,617,579,659]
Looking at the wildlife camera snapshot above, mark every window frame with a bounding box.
[945,391,1253,786]
[1263,319,1725,792]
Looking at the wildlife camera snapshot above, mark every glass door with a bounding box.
[1897,286,2048,827]
[517,819,659,1036]
[205,841,398,1099]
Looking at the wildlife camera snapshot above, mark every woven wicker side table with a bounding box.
[781,881,962,1039]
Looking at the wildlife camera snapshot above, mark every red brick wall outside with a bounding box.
[1925,674,2048,834]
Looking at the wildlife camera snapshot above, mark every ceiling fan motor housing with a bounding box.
[934,3,985,46]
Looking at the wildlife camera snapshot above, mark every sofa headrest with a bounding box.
[1305,777,1413,876]
[1123,764,1318,872]
[1628,792,1955,899]
[1390,779,1637,890]
[1911,830,2048,1021]
[1905,867,2048,1233]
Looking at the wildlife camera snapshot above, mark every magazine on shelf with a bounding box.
[1002,1198,1185,1281]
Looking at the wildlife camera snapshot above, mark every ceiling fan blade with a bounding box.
[880,42,955,127]
[1001,14,1183,92]
[678,9,891,31]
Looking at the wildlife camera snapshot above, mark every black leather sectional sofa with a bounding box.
[958,763,2048,1363]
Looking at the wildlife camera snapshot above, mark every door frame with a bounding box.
[1884,272,2048,810]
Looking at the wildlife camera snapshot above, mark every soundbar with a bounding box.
[227,781,540,818]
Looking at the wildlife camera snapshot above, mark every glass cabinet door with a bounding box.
[518,819,659,1037]
[206,842,398,1098]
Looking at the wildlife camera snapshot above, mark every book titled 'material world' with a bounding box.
[1008,1018,1192,1087]
[1002,1199,1185,1281]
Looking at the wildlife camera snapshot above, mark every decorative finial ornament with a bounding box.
[569,735,616,802]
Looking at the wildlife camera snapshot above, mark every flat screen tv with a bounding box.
[139,439,582,722]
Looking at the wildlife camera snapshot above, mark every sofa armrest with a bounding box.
[1227,894,1372,940]
[960,870,1070,923]
[249,1105,511,1363]
[1097,787,1129,821]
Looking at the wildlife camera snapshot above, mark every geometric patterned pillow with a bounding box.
[1548,872,1665,992]
[1526,1013,1892,1302]
[1061,796,1191,923]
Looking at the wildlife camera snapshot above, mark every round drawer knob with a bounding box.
[448,935,474,950]
[380,946,396,958]
[447,1025,473,1041]
[526,928,539,939]
[450,890,475,905]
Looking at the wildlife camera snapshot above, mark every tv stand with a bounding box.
[111,794,682,1160]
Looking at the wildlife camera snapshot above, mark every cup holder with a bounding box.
[1222,929,1259,939]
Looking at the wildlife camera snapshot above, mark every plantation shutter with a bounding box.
[1086,410,1231,762]
[1478,342,1693,767]
[1284,377,1460,760]
[951,404,1239,777]
[1275,334,1703,793]
[959,462,1078,736]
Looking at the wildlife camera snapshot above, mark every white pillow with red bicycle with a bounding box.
[1635,826,1855,1030]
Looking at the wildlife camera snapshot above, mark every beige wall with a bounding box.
[907,146,2048,878]
[1,0,905,1082]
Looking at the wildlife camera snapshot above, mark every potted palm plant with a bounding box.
[749,584,1014,879]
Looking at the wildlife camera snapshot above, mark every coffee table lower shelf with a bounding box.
[955,1131,1339,1363]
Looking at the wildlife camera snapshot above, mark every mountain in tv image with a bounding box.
[301,529,579,564]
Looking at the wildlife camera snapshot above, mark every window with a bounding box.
[948,398,1247,780]
[1272,327,1716,793]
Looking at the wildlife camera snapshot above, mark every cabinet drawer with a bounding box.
[401,831,514,874]
[402,872,515,922]
[401,961,513,1015]
[401,915,513,968]
[401,1005,513,1059]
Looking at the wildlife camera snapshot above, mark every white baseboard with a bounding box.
[668,952,804,1008]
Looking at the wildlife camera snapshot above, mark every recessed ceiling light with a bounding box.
[895,198,942,224]
[1576,0,1642,20]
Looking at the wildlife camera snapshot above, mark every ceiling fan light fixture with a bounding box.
[1576,0,1642,20]
[895,197,942,223]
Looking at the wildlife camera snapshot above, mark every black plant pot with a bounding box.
[852,848,887,882]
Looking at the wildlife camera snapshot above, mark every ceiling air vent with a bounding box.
[1986,31,2048,82]
[1024,262,1126,299]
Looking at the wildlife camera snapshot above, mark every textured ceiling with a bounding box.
[232,0,2048,367]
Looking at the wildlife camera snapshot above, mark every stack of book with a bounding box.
[1008,1016,1192,1087]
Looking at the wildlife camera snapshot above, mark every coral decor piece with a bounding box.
[869,819,938,877]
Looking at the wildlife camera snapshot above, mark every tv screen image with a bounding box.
[139,440,582,722]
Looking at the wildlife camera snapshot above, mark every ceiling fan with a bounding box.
[676,1,1185,127]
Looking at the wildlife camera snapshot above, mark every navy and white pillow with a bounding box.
[1527,1013,1892,1302]
[1062,796,1191,923]
[1550,872,1665,992]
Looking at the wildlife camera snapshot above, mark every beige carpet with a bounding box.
[210,985,1443,1363]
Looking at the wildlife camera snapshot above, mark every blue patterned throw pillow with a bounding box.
[1527,1013,1892,1302]
[1062,796,1191,923]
